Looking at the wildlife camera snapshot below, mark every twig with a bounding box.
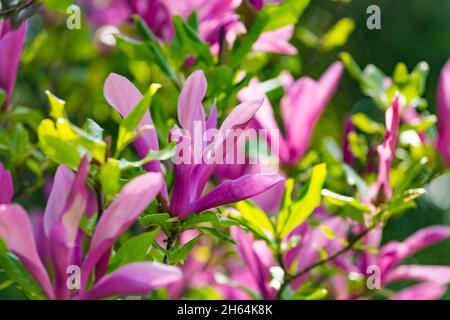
[277,224,376,299]
[163,228,177,264]
[0,0,38,16]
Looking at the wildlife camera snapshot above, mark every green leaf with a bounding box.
[198,227,237,244]
[260,0,310,32]
[277,164,327,238]
[116,83,161,155]
[0,241,46,300]
[351,113,385,134]
[99,159,121,197]
[118,141,177,170]
[393,157,430,197]
[393,63,409,85]
[340,52,388,109]
[46,90,66,119]
[292,288,328,300]
[0,89,6,107]
[133,16,179,83]
[321,18,355,51]
[139,213,171,234]
[8,106,44,130]
[348,132,368,164]
[382,188,426,220]
[230,13,267,68]
[401,114,437,132]
[173,15,214,66]
[322,189,370,212]
[168,235,202,265]
[342,164,370,195]
[109,229,160,272]
[235,200,274,236]
[277,179,294,237]
[184,211,220,228]
[84,119,104,141]
[42,0,74,12]
[38,119,81,169]
[66,121,107,163]
[79,213,99,237]
[9,123,30,164]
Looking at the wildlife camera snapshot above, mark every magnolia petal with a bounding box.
[187,173,284,218]
[0,162,13,204]
[81,172,163,289]
[43,165,74,237]
[231,227,275,300]
[76,262,181,300]
[281,62,343,164]
[0,204,54,299]
[206,101,218,130]
[391,283,447,300]
[0,20,26,110]
[103,73,162,176]
[373,95,400,201]
[49,157,89,299]
[437,58,450,165]
[318,61,345,103]
[253,25,297,55]
[380,226,450,274]
[177,70,207,134]
[237,78,289,161]
[385,265,450,285]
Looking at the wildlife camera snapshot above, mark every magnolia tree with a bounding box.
[0,0,449,300]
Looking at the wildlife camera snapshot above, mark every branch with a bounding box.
[0,0,38,16]
[277,224,377,299]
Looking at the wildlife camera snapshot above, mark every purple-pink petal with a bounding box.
[0,20,26,110]
[282,62,344,164]
[103,73,164,183]
[0,204,54,299]
[177,70,207,134]
[379,226,450,275]
[0,162,13,204]
[43,165,74,237]
[384,265,450,286]
[391,283,448,300]
[231,227,275,300]
[48,157,89,299]
[373,94,400,201]
[76,262,182,300]
[187,173,284,217]
[81,172,163,289]
[437,58,450,165]
[253,25,297,55]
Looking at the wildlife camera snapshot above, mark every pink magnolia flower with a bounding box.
[285,210,350,289]
[0,19,26,110]
[225,226,276,300]
[167,230,218,298]
[80,0,297,56]
[221,207,349,299]
[0,162,13,204]
[373,95,400,201]
[238,62,344,167]
[103,72,168,198]
[104,71,284,219]
[0,158,181,300]
[437,58,450,166]
[358,226,450,300]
